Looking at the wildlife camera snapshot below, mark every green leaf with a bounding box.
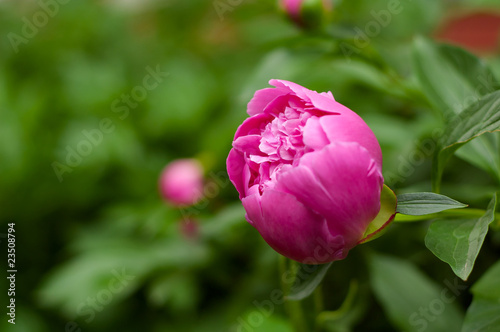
[432,90,500,192]
[359,184,397,243]
[425,194,498,281]
[462,261,500,332]
[369,254,463,332]
[412,37,500,190]
[413,37,498,116]
[287,262,333,301]
[396,192,467,216]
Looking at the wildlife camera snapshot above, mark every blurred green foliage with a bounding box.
[0,0,499,331]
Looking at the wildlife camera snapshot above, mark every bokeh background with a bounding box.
[1,0,500,331]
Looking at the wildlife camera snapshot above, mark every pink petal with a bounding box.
[285,142,383,248]
[234,113,272,140]
[226,149,247,199]
[319,109,383,168]
[232,135,262,155]
[254,189,346,263]
[269,79,310,101]
[242,193,263,227]
[248,87,288,116]
[302,116,330,151]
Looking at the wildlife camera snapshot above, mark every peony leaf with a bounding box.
[359,184,397,244]
[424,194,498,281]
[432,90,500,192]
[413,37,498,116]
[369,253,463,332]
[462,261,500,332]
[287,262,333,301]
[396,192,467,216]
[412,37,500,190]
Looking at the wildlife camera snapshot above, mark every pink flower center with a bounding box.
[246,106,314,194]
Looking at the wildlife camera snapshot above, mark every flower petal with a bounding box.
[248,87,289,116]
[234,113,273,140]
[242,193,263,227]
[280,142,383,248]
[319,110,383,168]
[302,116,330,151]
[227,149,247,199]
[253,189,346,263]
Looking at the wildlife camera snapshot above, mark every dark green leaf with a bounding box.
[412,37,500,189]
[369,254,463,332]
[462,261,500,332]
[432,90,500,192]
[396,192,467,216]
[413,36,498,115]
[287,262,333,301]
[425,194,498,281]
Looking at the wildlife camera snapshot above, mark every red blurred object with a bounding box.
[434,11,500,55]
[179,219,199,241]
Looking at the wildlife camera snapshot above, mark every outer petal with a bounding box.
[270,79,338,113]
[248,87,289,116]
[234,113,273,140]
[277,142,383,248]
[226,149,247,199]
[241,193,263,227]
[252,189,346,263]
[319,109,383,168]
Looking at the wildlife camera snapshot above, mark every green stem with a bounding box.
[316,280,359,328]
[280,256,309,332]
[394,208,500,223]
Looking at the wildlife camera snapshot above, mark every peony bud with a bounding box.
[227,80,390,264]
[159,159,204,207]
[279,0,333,30]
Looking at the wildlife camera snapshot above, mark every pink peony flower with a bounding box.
[227,80,384,264]
[159,159,204,207]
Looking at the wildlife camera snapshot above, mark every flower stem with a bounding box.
[280,256,309,332]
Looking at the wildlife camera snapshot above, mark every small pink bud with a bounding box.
[159,159,204,206]
[279,0,333,30]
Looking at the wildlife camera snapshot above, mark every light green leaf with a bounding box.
[425,194,498,281]
[359,184,397,243]
[369,254,463,332]
[432,90,500,192]
[396,192,467,216]
[462,261,500,332]
[287,262,333,301]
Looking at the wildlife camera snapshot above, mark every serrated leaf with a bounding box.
[425,194,498,281]
[287,262,333,301]
[462,261,500,332]
[432,90,500,192]
[369,253,463,332]
[396,192,467,216]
